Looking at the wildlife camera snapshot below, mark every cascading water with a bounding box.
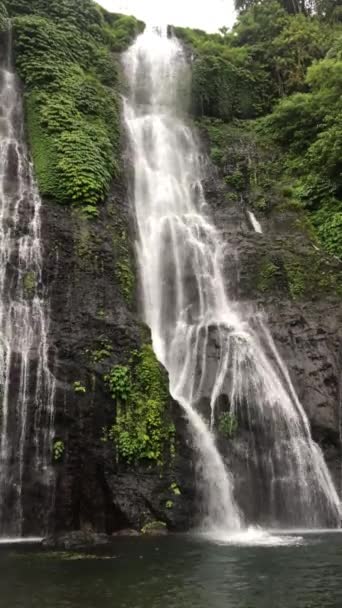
[247,210,262,234]
[123,27,341,531]
[0,32,56,537]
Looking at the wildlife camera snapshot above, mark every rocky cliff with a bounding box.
[39,168,198,535]
[199,121,342,520]
[1,0,341,537]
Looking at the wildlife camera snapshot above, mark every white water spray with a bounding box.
[123,27,341,530]
[248,210,262,234]
[0,35,56,537]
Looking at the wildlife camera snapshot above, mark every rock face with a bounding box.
[38,120,341,534]
[41,171,196,535]
[5,85,338,536]
[201,133,342,515]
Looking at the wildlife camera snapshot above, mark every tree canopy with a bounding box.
[177,0,342,258]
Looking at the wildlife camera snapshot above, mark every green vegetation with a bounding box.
[257,260,281,293]
[0,1,8,30]
[6,0,143,208]
[89,338,113,364]
[261,46,342,257]
[178,0,342,261]
[53,439,64,462]
[197,118,286,213]
[113,229,135,303]
[73,381,86,394]
[141,521,167,535]
[170,482,181,496]
[23,271,36,297]
[218,412,238,438]
[104,345,175,465]
[255,252,342,299]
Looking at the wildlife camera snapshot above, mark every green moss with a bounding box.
[256,251,342,299]
[23,271,36,297]
[104,345,175,465]
[141,521,167,535]
[218,412,238,438]
[90,338,113,363]
[224,170,245,191]
[0,1,8,31]
[112,226,135,303]
[25,92,60,198]
[116,258,135,302]
[284,260,306,298]
[256,260,281,292]
[198,117,286,214]
[73,213,103,272]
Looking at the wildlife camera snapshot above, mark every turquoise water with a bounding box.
[1,532,342,607]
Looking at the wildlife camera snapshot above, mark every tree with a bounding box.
[233,0,339,14]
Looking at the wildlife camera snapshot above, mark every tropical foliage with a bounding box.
[0,1,7,30]
[5,0,143,207]
[178,0,342,258]
[104,346,175,465]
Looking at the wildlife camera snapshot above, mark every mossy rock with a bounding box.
[141,521,168,536]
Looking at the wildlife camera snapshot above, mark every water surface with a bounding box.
[1,532,342,607]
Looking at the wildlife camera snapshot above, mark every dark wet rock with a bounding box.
[40,172,197,537]
[39,131,342,534]
[202,136,342,508]
[42,531,112,550]
[111,529,140,537]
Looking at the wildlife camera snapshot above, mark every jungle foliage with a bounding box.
[177,0,342,258]
[0,2,7,31]
[104,346,175,465]
[4,0,143,208]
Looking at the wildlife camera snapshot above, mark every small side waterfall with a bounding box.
[0,34,55,537]
[248,211,262,234]
[123,27,341,531]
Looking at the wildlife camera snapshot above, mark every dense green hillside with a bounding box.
[4,0,143,214]
[176,0,342,258]
[3,0,342,256]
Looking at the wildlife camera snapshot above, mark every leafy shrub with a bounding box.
[53,440,65,462]
[218,412,238,437]
[0,1,8,31]
[73,381,86,394]
[8,0,142,207]
[104,346,175,464]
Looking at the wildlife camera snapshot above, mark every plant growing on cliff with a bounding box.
[73,381,86,394]
[141,521,167,535]
[7,0,143,208]
[178,1,340,262]
[170,482,181,496]
[104,345,175,465]
[53,440,64,462]
[90,339,113,364]
[218,412,238,438]
[0,1,8,31]
[23,271,36,297]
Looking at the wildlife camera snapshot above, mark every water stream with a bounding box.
[0,34,55,537]
[247,210,262,233]
[123,27,341,531]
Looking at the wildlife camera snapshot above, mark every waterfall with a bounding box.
[123,27,341,530]
[248,211,263,234]
[0,33,56,537]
